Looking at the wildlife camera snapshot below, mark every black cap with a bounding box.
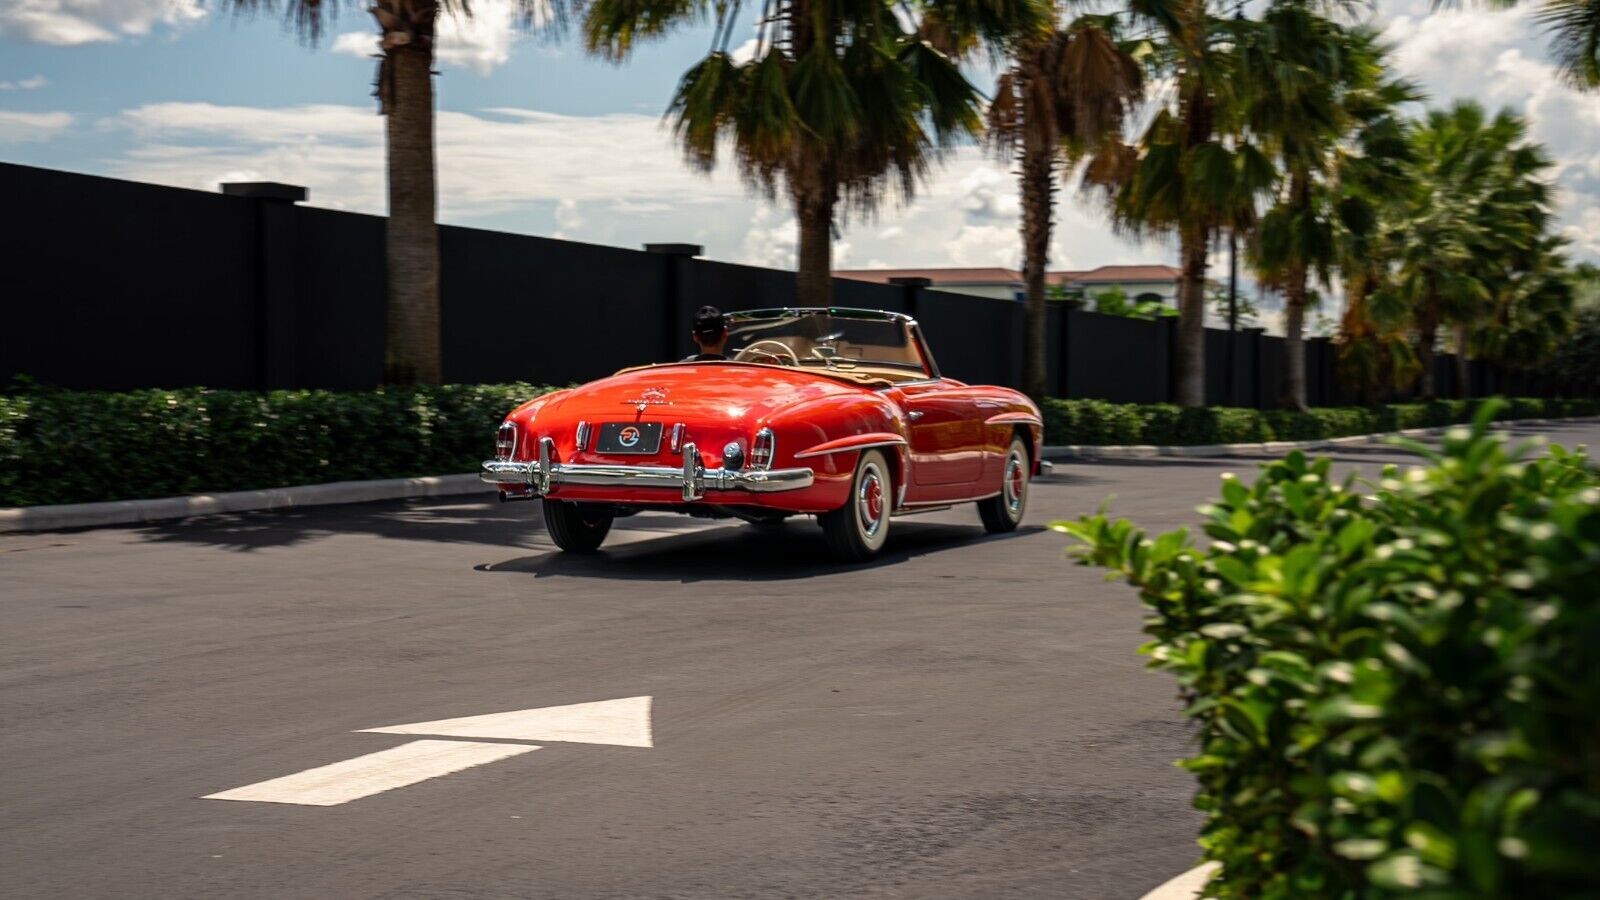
[693,305,726,340]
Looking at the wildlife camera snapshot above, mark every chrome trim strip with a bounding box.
[879,377,942,391]
[792,438,907,460]
[897,491,999,508]
[891,504,950,516]
[983,412,1043,427]
[479,450,813,500]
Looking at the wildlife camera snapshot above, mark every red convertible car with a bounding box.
[481,308,1048,560]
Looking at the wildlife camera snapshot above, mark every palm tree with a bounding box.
[1087,0,1274,407]
[232,0,551,384]
[1243,15,1418,409]
[1330,69,1420,404]
[1457,139,1557,393]
[586,0,1040,307]
[1476,238,1577,375]
[988,14,1143,401]
[1390,102,1551,398]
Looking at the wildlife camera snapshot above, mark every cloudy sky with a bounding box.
[2,0,1597,279]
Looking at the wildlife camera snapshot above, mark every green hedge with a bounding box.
[1,386,1595,508]
[1058,404,1600,897]
[0,384,558,508]
[1041,397,1600,446]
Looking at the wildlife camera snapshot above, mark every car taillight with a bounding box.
[496,422,517,460]
[575,421,591,451]
[750,428,775,470]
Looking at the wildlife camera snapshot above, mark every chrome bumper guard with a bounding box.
[481,438,814,502]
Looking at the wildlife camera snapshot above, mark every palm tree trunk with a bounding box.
[1416,322,1437,400]
[1282,286,1307,411]
[794,185,834,308]
[381,41,442,385]
[1279,172,1311,411]
[1174,226,1208,407]
[1019,108,1054,402]
[1453,322,1472,398]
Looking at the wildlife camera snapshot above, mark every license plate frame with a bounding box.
[595,422,664,454]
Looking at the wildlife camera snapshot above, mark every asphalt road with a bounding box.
[3,421,1595,900]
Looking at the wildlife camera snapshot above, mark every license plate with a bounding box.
[596,422,663,454]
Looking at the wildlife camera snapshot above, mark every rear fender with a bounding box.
[762,393,907,509]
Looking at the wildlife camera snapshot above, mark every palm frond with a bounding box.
[1538,0,1600,89]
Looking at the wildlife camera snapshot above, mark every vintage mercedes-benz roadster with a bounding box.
[481,308,1048,560]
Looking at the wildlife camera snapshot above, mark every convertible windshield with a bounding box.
[723,309,931,378]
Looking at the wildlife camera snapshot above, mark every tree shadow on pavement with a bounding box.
[130,494,567,553]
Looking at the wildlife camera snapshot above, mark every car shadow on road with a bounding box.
[477,520,1046,582]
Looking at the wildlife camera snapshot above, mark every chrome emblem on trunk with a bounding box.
[623,387,671,413]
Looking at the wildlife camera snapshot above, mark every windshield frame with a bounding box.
[723,307,940,381]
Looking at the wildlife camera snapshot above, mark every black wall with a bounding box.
[1,162,1565,406]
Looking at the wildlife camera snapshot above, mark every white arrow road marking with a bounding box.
[360,695,654,748]
[203,739,539,807]
[203,696,654,806]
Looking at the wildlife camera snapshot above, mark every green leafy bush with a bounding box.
[1057,404,1600,897]
[1,385,1595,508]
[1041,397,1599,446]
[0,384,556,507]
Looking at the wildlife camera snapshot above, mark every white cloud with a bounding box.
[0,110,73,142]
[0,75,49,90]
[1380,1,1600,265]
[0,0,203,46]
[103,101,746,221]
[1564,207,1600,258]
[740,206,798,269]
[330,32,377,60]
[552,198,583,238]
[730,38,760,64]
[329,0,528,75]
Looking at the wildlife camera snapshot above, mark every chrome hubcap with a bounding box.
[858,465,886,537]
[1004,452,1025,516]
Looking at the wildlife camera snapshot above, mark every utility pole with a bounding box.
[1226,231,1240,405]
[1228,231,1239,332]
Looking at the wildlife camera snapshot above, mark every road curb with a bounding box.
[1042,416,1600,461]
[1138,863,1219,900]
[0,474,487,534]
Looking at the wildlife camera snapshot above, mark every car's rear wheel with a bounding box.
[819,449,892,562]
[978,435,1029,534]
[542,500,614,553]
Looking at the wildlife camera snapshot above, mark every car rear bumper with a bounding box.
[481,438,814,502]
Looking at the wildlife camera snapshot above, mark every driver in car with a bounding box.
[685,306,729,361]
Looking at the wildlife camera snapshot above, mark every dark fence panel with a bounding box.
[1064,310,1168,403]
[1258,336,1287,408]
[441,225,669,385]
[1204,328,1234,407]
[2,162,1583,406]
[295,207,386,390]
[2,164,261,390]
[918,289,1019,386]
